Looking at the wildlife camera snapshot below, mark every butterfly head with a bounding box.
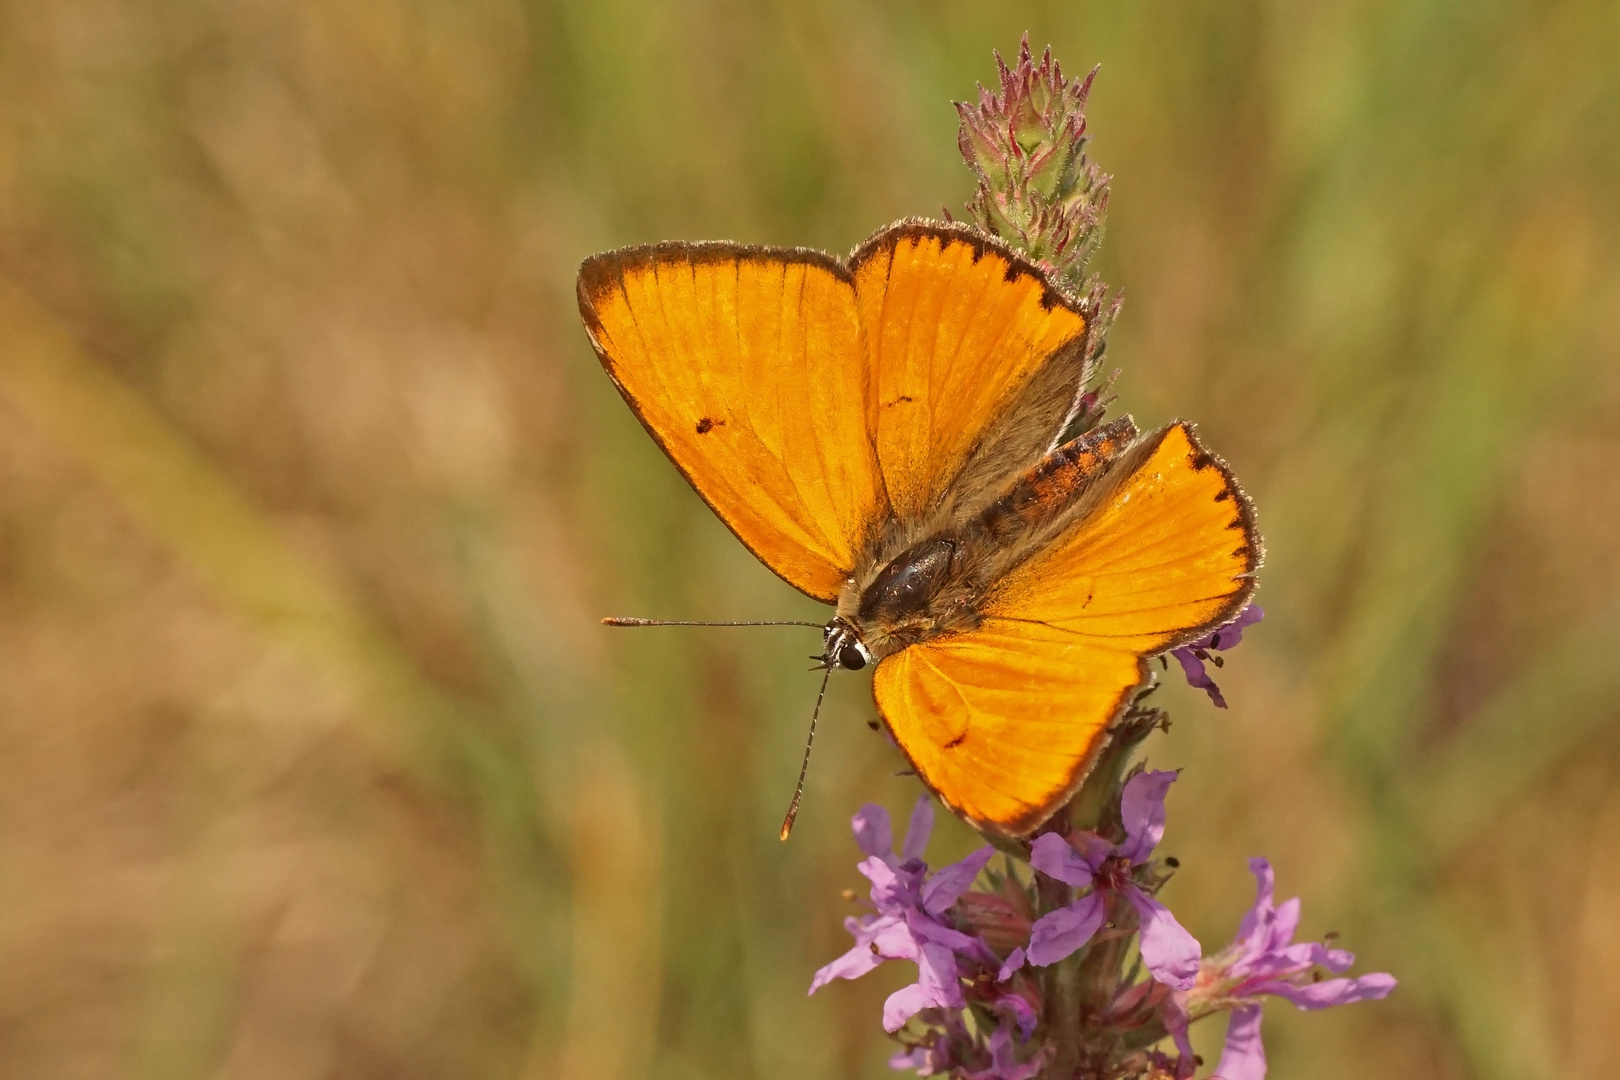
[820,618,872,671]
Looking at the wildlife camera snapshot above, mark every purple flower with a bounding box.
[889,1019,1041,1080]
[810,796,996,1032]
[1195,858,1396,1080]
[1172,603,1264,708]
[889,1037,953,1076]
[964,1024,1044,1080]
[887,1013,970,1076]
[1022,770,1201,989]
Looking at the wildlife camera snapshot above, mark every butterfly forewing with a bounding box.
[579,222,1094,600]
[849,225,1090,529]
[578,244,883,602]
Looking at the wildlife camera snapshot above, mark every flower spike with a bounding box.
[956,34,1111,297]
[811,39,1389,1078]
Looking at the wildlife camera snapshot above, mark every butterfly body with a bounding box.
[579,219,1261,837]
[830,415,1142,665]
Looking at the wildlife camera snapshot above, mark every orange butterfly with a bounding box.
[578,220,1261,839]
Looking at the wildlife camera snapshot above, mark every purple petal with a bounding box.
[996,946,1026,983]
[853,803,895,859]
[881,982,936,1033]
[1172,647,1228,708]
[888,1048,926,1072]
[1208,604,1264,651]
[1273,940,1355,976]
[1028,833,1099,887]
[881,942,963,1032]
[1235,858,1276,945]
[858,855,912,912]
[905,907,982,954]
[1213,1004,1267,1080]
[1267,897,1302,954]
[1316,945,1357,973]
[1173,606,1262,709]
[922,846,995,914]
[1026,891,1106,967]
[916,940,965,1004]
[1172,646,1211,686]
[809,941,886,993]
[1163,992,1195,1065]
[1070,830,1119,869]
[843,911,886,942]
[987,1025,1014,1063]
[1119,770,1177,864]
[1265,972,1396,1010]
[1127,888,1201,990]
[858,854,899,888]
[995,989,1037,1038]
[972,1025,1042,1080]
[867,916,922,961]
[902,794,935,863]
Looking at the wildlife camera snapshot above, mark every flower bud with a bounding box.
[950,887,1033,956]
[955,35,1111,294]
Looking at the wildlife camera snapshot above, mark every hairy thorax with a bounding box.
[836,536,984,660]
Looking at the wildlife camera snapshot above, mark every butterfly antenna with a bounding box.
[603,617,824,628]
[779,664,833,841]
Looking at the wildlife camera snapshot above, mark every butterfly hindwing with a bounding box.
[984,421,1259,640]
[873,617,1136,834]
[874,421,1260,835]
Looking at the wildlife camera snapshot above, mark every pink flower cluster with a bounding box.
[811,774,1393,1080]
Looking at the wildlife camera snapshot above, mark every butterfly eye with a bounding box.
[838,643,868,671]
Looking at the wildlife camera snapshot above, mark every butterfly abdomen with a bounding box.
[958,417,1140,575]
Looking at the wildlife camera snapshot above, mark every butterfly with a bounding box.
[578,219,1261,839]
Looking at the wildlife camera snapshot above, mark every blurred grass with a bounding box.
[1,2,1618,1078]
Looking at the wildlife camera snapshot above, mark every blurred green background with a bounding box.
[1,1,1617,1077]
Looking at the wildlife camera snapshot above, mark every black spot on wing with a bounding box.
[695,417,725,434]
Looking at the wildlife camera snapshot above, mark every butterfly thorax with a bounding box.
[839,536,984,661]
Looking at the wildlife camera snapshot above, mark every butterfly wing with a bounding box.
[984,422,1260,636]
[872,618,1139,834]
[578,244,885,602]
[872,422,1260,835]
[579,224,1091,601]
[850,223,1091,526]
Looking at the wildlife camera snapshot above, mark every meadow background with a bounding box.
[2,2,1618,1078]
